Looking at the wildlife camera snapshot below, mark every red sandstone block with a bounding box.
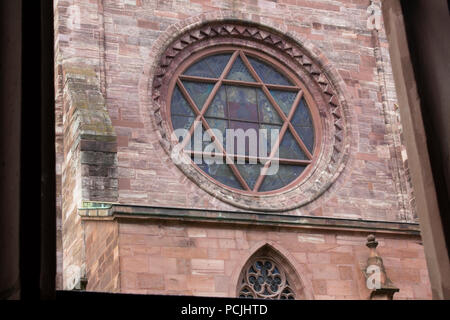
[191,259,225,275]
[326,280,354,296]
[121,288,147,295]
[206,228,236,239]
[186,275,215,292]
[187,227,207,238]
[118,178,130,189]
[136,273,164,290]
[207,248,231,260]
[120,272,137,289]
[195,238,219,248]
[395,285,414,299]
[119,233,146,245]
[400,249,420,259]
[164,274,188,291]
[163,225,187,237]
[161,247,208,259]
[338,266,353,280]
[412,284,432,299]
[297,233,325,244]
[137,19,158,29]
[311,264,340,280]
[148,256,177,274]
[176,258,191,274]
[330,253,354,264]
[120,223,161,235]
[401,258,427,269]
[214,275,230,293]
[296,0,340,11]
[314,295,336,300]
[116,135,129,147]
[224,260,239,276]
[121,255,148,273]
[307,253,331,264]
[218,239,237,249]
[312,279,327,295]
[246,231,268,241]
[292,252,307,264]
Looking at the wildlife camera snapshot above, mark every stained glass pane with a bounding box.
[184,122,210,152]
[183,60,215,78]
[259,168,284,192]
[173,51,316,194]
[182,81,214,110]
[257,89,282,124]
[171,86,195,117]
[260,124,281,157]
[293,126,314,153]
[269,90,298,116]
[206,53,232,78]
[195,160,243,190]
[226,85,258,121]
[183,53,231,78]
[277,164,305,185]
[291,98,312,126]
[204,86,227,117]
[171,115,195,143]
[205,118,228,150]
[247,56,293,86]
[278,130,307,160]
[235,163,262,190]
[226,56,256,82]
[229,121,259,156]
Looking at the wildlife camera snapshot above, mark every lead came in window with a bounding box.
[169,48,318,194]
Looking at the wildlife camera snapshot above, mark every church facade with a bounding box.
[55,0,432,299]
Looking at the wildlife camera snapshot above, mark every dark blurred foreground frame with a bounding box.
[381,0,450,299]
[0,0,448,300]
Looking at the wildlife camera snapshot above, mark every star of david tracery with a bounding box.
[170,49,317,193]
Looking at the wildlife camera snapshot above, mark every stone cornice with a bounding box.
[79,202,420,235]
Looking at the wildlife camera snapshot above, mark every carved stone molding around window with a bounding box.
[143,12,352,211]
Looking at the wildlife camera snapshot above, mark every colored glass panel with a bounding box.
[247,56,293,86]
[259,124,281,157]
[183,53,231,78]
[278,130,307,160]
[293,126,314,153]
[204,86,227,117]
[182,81,214,110]
[229,121,259,156]
[235,163,263,190]
[291,98,312,126]
[226,56,255,82]
[257,89,282,124]
[171,86,194,117]
[226,85,258,122]
[171,50,317,193]
[196,159,243,190]
[269,90,297,116]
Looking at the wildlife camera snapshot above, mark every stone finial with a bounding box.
[366,234,378,249]
[364,234,399,300]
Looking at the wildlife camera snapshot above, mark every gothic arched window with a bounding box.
[168,47,320,194]
[238,257,296,300]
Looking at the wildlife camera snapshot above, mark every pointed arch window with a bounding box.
[168,47,321,195]
[238,257,296,299]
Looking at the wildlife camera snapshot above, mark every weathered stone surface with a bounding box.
[54,0,429,299]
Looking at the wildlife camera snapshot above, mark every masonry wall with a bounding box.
[55,0,426,297]
[85,220,120,292]
[112,219,430,299]
[102,0,412,222]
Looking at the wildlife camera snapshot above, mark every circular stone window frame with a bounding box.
[166,46,323,196]
[149,21,350,212]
